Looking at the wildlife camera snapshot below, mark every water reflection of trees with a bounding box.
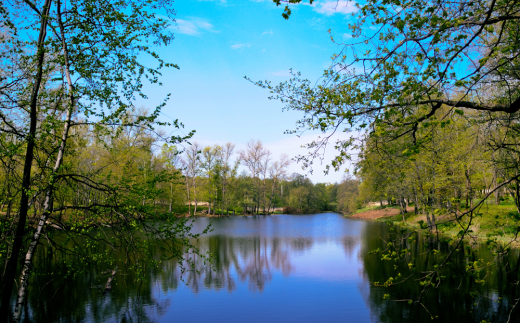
[359,222,520,323]
[178,235,309,293]
[24,233,318,322]
[26,251,172,323]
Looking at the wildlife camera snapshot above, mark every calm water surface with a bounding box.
[26,213,520,322]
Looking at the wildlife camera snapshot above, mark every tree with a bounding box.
[288,186,310,212]
[184,143,201,215]
[267,154,291,213]
[336,176,360,215]
[201,145,220,215]
[219,143,237,216]
[0,0,198,321]
[264,0,520,315]
[160,144,184,213]
[239,140,268,214]
[259,150,273,214]
[263,0,520,172]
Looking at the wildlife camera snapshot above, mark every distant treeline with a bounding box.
[163,139,360,215]
[0,135,360,218]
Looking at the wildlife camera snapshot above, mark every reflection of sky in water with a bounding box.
[152,213,374,323]
[192,213,365,240]
[26,213,519,322]
[291,242,362,281]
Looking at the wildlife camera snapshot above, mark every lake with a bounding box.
[24,213,520,322]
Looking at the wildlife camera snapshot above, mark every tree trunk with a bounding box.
[103,266,118,295]
[13,6,75,319]
[169,183,173,213]
[400,197,406,222]
[268,180,276,214]
[256,179,261,215]
[0,1,52,319]
[423,207,432,230]
[263,179,267,214]
[193,177,198,215]
[430,211,437,232]
[186,177,191,215]
[222,177,226,217]
[465,167,473,209]
[493,169,500,205]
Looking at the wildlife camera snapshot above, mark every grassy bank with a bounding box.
[365,199,520,246]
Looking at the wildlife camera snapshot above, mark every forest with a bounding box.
[0,132,360,220]
[355,106,520,224]
[152,139,360,216]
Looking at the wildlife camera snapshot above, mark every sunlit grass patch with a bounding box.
[377,198,520,247]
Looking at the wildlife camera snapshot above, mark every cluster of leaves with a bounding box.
[0,0,203,321]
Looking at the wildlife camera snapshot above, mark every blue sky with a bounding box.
[141,0,359,183]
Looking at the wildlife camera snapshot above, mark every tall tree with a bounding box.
[201,145,219,215]
[185,143,201,215]
[0,0,197,320]
[239,140,268,214]
[219,143,237,216]
[267,154,291,213]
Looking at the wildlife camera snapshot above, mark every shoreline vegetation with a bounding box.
[183,196,519,250]
[347,198,520,247]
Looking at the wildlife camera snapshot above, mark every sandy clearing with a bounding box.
[349,207,415,220]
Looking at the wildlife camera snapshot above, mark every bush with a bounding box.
[283,206,300,214]
[508,211,520,221]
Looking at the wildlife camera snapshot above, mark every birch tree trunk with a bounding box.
[0,0,53,319]
[193,177,198,215]
[186,175,191,215]
[13,4,75,319]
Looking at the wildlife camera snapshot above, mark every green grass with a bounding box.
[374,198,520,246]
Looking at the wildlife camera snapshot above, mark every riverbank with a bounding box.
[348,206,414,220]
[349,201,520,246]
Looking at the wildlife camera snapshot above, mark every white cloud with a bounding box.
[342,33,352,40]
[314,1,358,15]
[262,30,273,35]
[308,17,326,30]
[231,43,251,50]
[175,18,217,36]
[272,70,292,77]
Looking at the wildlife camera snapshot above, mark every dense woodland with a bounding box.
[165,139,360,216]
[354,105,520,228]
[0,134,359,220]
